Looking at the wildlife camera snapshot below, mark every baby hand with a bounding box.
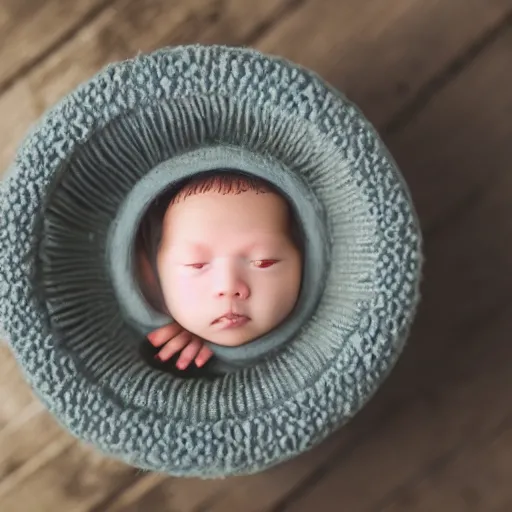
[147,323,214,370]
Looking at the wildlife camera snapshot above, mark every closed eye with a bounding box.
[253,260,278,268]
[186,260,279,270]
[187,263,207,269]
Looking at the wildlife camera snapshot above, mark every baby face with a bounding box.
[156,190,302,347]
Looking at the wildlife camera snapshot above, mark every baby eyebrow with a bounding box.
[185,241,277,252]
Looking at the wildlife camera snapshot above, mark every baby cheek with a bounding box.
[274,267,301,304]
[171,274,205,306]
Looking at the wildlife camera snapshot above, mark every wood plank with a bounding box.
[0,0,110,92]
[0,345,42,430]
[0,439,142,512]
[385,29,512,234]
[1,1,511,512]
[492,500,512,512]
[0,407,65,485]
[257,0,512,129]
[380,422,512,512]
[96,473,224,512]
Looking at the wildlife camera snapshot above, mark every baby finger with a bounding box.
[147,322,183,347]
[156,330,191,361]
[195,344,214,368]
[176,338,202,370]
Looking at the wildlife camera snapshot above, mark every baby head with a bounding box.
[136,171,303,347]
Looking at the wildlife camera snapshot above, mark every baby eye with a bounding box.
[253,259,278,268]
[187,263,206,269]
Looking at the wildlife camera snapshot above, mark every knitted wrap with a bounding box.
[0,45,422,477]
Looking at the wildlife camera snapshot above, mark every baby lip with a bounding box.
[212,312,249,324]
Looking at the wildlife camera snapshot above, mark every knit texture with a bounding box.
[0,44,422,477]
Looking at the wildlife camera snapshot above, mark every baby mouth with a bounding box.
[212,313,250,327]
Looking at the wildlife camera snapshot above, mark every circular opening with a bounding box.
[131,168,309,375]
[109,146,330,370]
[37,92,375,420]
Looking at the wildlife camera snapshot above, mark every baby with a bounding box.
[136,171,303,371]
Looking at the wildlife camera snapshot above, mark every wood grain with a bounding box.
[381,422,512,511]
[0,345,39,430]
[257,0,512,128]
[0,0,110,92]
[0,440,143,512]
[1,0,512,511]
[385,25,512,234]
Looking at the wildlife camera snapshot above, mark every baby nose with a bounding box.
[216,281,250,299]
[214,268,250,299]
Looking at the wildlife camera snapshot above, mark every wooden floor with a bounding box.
[1,0,512,510]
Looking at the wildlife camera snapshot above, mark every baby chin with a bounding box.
[203,318,263,347]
